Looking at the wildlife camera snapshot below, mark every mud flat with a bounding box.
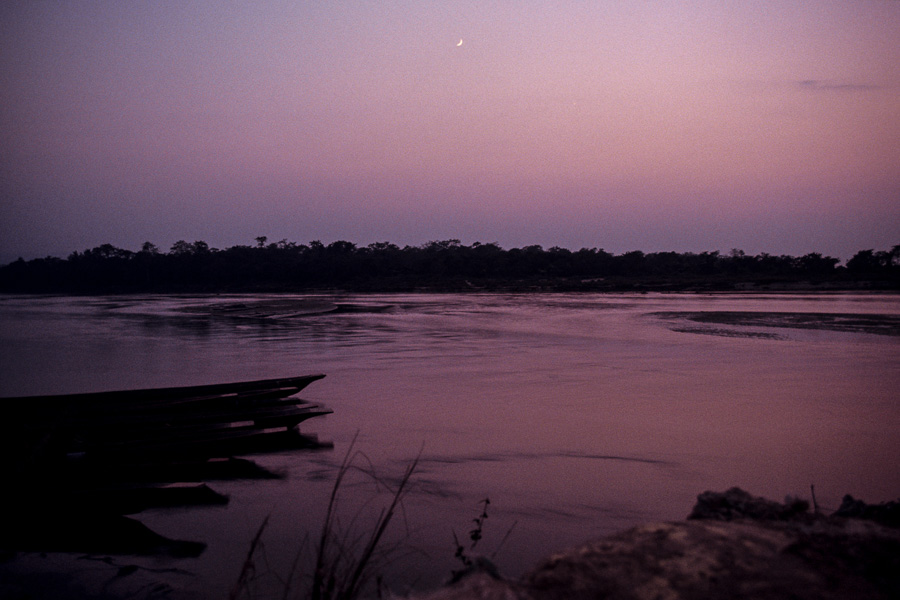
[655,310,900,338]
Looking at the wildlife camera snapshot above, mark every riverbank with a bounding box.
[421,488,900,600]
[2,274,898,295]
[3,488,895,599]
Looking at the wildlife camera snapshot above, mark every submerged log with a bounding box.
[74,456,284,484]
[69,482,229,515]
[1,512,206,558]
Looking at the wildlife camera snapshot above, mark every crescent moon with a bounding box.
[457,38,463,47]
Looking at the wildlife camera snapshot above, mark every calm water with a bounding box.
[2,292,899,598]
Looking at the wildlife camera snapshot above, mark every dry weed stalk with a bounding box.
[232,433,420,600]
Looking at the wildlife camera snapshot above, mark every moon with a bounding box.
[456,38,463,47]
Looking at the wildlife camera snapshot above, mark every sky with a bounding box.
[1,0,898,264]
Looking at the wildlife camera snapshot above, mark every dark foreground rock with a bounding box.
[421,488,900,600]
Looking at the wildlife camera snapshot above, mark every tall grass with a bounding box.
[230,434,421,600]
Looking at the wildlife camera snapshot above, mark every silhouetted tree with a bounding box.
[1,240,897,293]
[170,240,193,255]
[797,253,839,275]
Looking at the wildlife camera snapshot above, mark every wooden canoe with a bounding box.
[3,373,326,415]
[3,374,330,468]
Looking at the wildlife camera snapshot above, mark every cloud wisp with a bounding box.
[796,79,881,92]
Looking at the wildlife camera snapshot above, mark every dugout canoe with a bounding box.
[3,373,326,416]
[3,374,330,468]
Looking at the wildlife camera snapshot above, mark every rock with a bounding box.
[523,519,900,600]
[835,495,900,528]
[449,556,503,584]
[687,486,810,522]
[412,573,521,600]
[413,489,900,600]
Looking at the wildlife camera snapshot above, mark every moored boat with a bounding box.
[4,373,331,472]
[1,374,333,556]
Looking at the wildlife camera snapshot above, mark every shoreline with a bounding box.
[2,489,898,600]
[1,277,898,295]
[421,488,900,600]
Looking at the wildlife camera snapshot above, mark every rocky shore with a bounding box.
[423,488,900,600]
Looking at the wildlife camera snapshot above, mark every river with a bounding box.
[1,292,898,598]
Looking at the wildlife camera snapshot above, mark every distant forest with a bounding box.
[1,239,898,293]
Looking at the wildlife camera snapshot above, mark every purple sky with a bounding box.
[2,1,898,264]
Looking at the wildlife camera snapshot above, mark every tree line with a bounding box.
[1,238,897,293]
